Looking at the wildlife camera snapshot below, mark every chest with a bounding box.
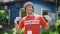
[24,17,40,25]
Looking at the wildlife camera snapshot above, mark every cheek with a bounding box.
[32,9,34,11]
[25,9,28,12]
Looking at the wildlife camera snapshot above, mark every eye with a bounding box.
[29,6,32,9]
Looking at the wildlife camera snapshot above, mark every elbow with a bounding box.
[44,26,50,30]
[16,28,20,32]
[44,22,51,30]
[16,27,21,32]
[44,27,49,30]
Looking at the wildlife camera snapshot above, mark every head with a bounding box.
[24,2,34,14]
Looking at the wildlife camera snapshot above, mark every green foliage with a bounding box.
[55,20,60,29]
[50,31,58,34]
[0,10,9,25]
[42,30,49,34]
[55,20,60,34]
[13,27,24,34]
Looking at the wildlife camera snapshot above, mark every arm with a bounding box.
[14,17,24,32]
[44,21,51,30]
[15,23,20,32]
[40,16,51,30]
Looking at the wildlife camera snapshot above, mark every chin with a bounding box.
[28,12,32,14]
[28,13,32,14]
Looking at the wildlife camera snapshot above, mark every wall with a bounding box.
[8,2,24,25]
[8,0,56,25]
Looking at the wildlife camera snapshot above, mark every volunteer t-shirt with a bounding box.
[19,14,47,34]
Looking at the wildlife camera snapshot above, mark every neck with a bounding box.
[27,13,34,16]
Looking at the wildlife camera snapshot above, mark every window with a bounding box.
[41,8,50,16]
[41,8,50,22]
[19,8,26,18]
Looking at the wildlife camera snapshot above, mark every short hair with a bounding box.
[23,2,34,11]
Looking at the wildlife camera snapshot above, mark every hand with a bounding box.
[14,17,21,23]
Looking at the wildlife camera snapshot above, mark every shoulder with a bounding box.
[21,16,27,21]
[34,14,42,18]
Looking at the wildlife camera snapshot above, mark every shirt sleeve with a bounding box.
[19,19,24,29]
[39,16,47,28]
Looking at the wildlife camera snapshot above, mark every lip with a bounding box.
[28,10,32,12]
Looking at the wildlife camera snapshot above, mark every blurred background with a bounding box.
[0,0,60,34]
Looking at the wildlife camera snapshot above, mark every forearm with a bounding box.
[44,21,51,30]
[15,23,19,28]
[15,23,21,32]
[46,21,51,30]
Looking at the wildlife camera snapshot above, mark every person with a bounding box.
[14,2,51,34]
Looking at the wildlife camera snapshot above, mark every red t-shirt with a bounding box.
[19,14,47,34]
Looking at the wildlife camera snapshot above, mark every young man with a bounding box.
[14,2,51,34]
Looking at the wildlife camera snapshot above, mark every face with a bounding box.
[25,5,34,14]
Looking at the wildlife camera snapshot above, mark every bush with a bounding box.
[0,10,9,25]
[55,20,60,34]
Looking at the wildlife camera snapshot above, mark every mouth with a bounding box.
[28,11,32,13]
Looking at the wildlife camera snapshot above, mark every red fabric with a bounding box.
[19,14,47,34]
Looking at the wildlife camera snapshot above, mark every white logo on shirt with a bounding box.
[24,20,40,25]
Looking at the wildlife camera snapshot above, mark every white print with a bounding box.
[27,30,32,34]
[24,20,40,25]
